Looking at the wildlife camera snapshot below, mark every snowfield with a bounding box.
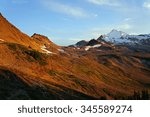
[0,39,4,41]
[0,39,5,43]
[85,44,101,51]
[58,49,65,52]
[41,45,53,54]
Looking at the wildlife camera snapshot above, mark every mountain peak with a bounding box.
[0,13,7,21]
[107,29,128,39]
[31,33,51,44]
[0,13,6,20]
[0,13,30,44]
[0,13,47,51]
[75,40,88,47]
[31,33,59,50]
[110,29,127,34]
[87,39,99,46]
[31,33,49,39]
[111,29,118,32]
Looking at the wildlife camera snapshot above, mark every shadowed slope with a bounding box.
[0,67,96,100]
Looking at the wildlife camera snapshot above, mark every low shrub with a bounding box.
[7,43,17,51]
[25,50,42,61]
[47,70,58,76]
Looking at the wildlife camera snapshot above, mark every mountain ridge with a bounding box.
[74,29,150,52]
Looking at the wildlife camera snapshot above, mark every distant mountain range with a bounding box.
[75,29,150,46]
[73,29,150,52]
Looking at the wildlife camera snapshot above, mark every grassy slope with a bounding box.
[0,42,150,99]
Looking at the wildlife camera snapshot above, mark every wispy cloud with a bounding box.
[87,0,121,6]
[87,0,140,15]
[41,0,88,18]
[143,1,150,10]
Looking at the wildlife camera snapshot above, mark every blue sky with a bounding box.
[1,0,150,45]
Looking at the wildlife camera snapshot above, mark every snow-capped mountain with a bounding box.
[107,29,128,39]
[102,29,150,45]
[102,29,130,43]
[72,29,150,52]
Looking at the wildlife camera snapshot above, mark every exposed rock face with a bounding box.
[87,39,100,46]
[75,40,88,47]
[97,35,105,41]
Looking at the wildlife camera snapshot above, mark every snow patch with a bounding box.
[58,49,65,52]
[93,44,102,48]
[58,49,68,54]
[127,35,150,40]
[0,39,5,43]
[85,44,101,51]
[85,46,91,51]
[41,45,53,54]
[0,39,4,41]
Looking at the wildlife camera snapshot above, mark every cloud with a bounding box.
[87,0,121,6]
[143,1,150,10]
[41,0,87,18]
